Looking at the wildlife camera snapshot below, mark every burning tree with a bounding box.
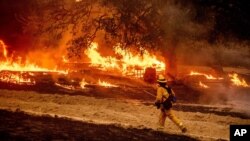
[2,0,250,80]
[14,0,221,80]
[89,0,204,79]
[19,1,196,76]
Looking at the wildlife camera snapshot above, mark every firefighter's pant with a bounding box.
[159,108,184,129]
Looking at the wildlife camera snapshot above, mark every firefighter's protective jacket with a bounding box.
[155,86,176,103]
[156,86,169,103]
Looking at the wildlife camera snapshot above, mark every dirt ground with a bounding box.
[0,88,250,141]
[0,109,196,141]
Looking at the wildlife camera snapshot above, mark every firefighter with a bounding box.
[154,74,187,133]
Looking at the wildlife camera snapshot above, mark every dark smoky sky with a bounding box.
[0,0,33,52]
[193,0,250,42]
[0,0,250,50]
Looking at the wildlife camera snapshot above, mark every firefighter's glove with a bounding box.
[154,101,161,109]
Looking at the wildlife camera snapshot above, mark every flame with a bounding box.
[0,40,8,59]
[0,60,68,74]
[199,81,209,88]
[84,43,119,70]
[52,79,89,90]
[189,71,223,80]
[80,78,88,89]
[98,79,118,87]
[85,42,165,76]
[62,56,69,63]
[114,44,165,75]
[0,39,68,85]
[0,39,68,74]
[228,73,249,87]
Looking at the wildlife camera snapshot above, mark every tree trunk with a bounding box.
[163,38,178,81]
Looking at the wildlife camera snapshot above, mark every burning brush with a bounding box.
[0,39,68,85]
[84,42,165,77]
[189,71,223,80]
[199,81,209,88]
[228,73,249,87]
[189,70,249,88]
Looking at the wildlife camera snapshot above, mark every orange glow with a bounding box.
[199,81,209,88]
[0,60,68,74]
[55,83,75,90]
[0,40,8,59]
[85,42,165,76]
[114,44,165,75]
[84,43,119,70]
[0,39,68,85]
[0,40,68,73]
[80,78,88,89]
[189,71,223,80]
[62,56,69,63]
[98,79,117,87]
[228,73,249,87]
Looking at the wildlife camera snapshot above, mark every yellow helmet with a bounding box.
[157,74,167,83]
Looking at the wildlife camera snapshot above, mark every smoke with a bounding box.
[202,84,250,116]
[158,0,213,41]
[229,88,250,115]
[177,40,250,68]
[160,0,250,69]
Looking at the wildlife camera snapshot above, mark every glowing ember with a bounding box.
[98,79,118,87]
[55,83,75,90]
[62,56,69,63]
[0,72,35,85]
[199,81,209,88]
[80,78,88,89]
[228,73,249,87]
[85,42,165,76]
[189,71,223,80]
